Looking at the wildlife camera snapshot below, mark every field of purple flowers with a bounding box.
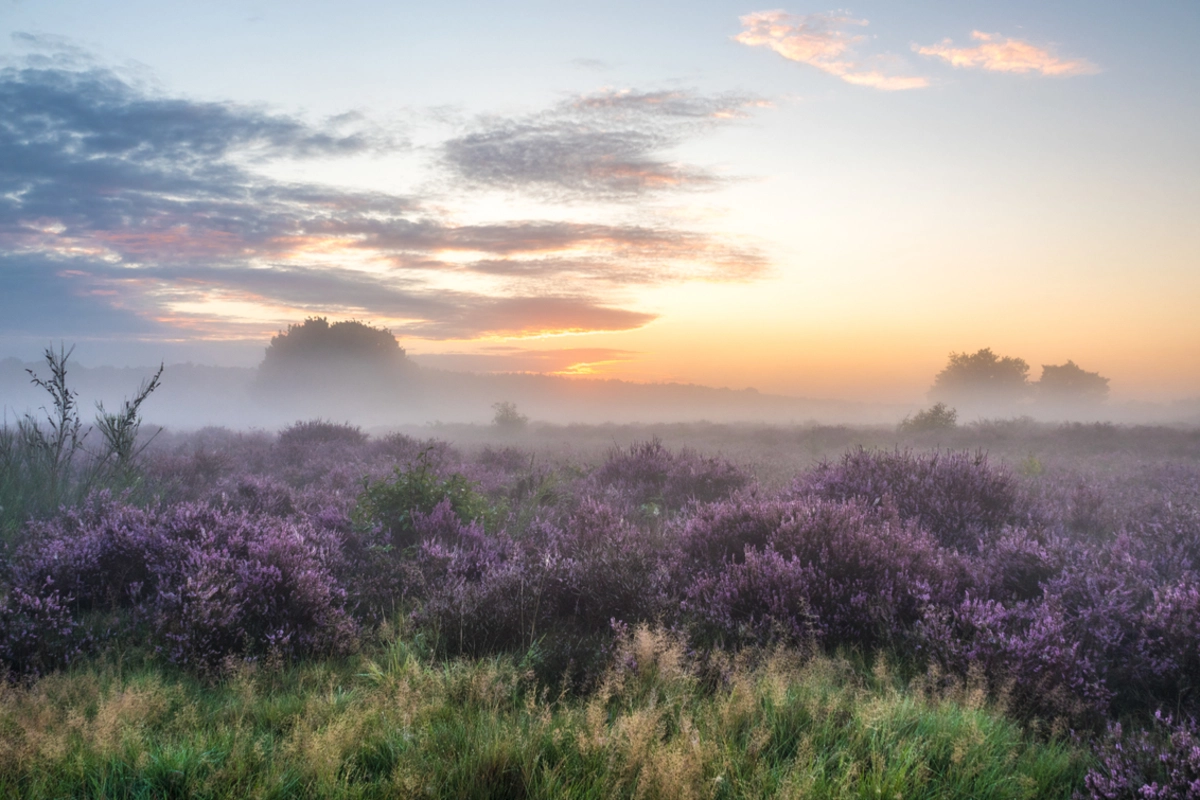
[3,419,1200,797]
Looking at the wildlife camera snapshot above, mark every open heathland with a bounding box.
[2,416,1199,798]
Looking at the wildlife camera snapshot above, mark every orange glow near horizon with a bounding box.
[2,7,1197,408]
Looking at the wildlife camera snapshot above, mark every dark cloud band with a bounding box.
[0,51,768,344]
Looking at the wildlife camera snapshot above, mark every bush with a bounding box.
[681,496,960,651]
[795,447,1027,551]
[491,401,528,431]
[899,402,958,433]
[973,526,1063,603]
[277,419,368,449]
[354,453,498,549]
[918,598,1112,728]
[417,500,670,687]
[11,497,356,672]
[152,506,356,670]
[1083,712,1200,799]
[0,585,84,680]
[590,438,751,517]
[208,473,297,517]
[12,494,171,614]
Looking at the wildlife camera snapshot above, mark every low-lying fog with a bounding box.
[2,353,1197,434]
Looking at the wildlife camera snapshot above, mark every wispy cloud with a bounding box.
[0,51,769,344]
[735,10,928,91]
[443,88,766,198]
[414,347,637,375]
[915,31,1099,76]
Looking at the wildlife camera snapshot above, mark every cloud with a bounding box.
[736,10,928,91]
[570,58,612,71]
[0,53,768,345]
[413,346,637,375]
[402,297,657,339]
[915,31,1099,76]
[0,253,167,338]
[443,88,765,198]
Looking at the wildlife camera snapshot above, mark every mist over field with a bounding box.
[3,335,1197,433]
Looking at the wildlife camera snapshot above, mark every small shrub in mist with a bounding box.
[277,418,368,449]
[491,400,528,431]
[898,402,958,433]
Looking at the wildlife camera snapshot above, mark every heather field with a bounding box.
[3,416,1200,798]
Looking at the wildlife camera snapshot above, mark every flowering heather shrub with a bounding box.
[1126,494,1200,578]
[144,427,273,503]
[1083,712,1200,799]
[277,419,368,450]
[369,431,424,462]
[682,497,959,651]
[918,598,1112,728]
[477,445,533,474]
[537,500,670,633]
[685,547,818,648]
[417,500,670,685]
[414,500,512,583]
[152,505,355,670]
[673,494,785,570]
[1041,537,1164,706]
[416,554,532,659]
[12,494,172,613]
[1133,579,1200,712]
[0,584,83,679]
[208,473,297,517]
[973,527,1064,603]
[795,447,1027,551]
[14,496,356,671]
[590,438,751,515]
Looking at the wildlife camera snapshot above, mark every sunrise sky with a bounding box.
[2,1,1197,403]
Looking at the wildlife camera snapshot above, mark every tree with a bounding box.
[929,348,1031,410]
[1037,360,1109,405]
[491,401,528,431]
[260,317,407,373]
[254,318,416,417]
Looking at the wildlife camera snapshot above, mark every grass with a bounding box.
[0,627,1090,799]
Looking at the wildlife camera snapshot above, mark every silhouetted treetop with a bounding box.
[261,317,406,369]
[1038,360,1109,403]
[929,348,1031,407]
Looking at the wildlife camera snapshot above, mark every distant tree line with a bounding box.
[929,347,1109,412]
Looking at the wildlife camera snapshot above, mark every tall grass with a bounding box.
[0,628,1089,799]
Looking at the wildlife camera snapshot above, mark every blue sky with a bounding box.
[2,1,1197,401]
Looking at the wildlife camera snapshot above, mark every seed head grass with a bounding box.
[0,628,1089,799]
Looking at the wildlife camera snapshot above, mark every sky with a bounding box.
[1,0,1197,403]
